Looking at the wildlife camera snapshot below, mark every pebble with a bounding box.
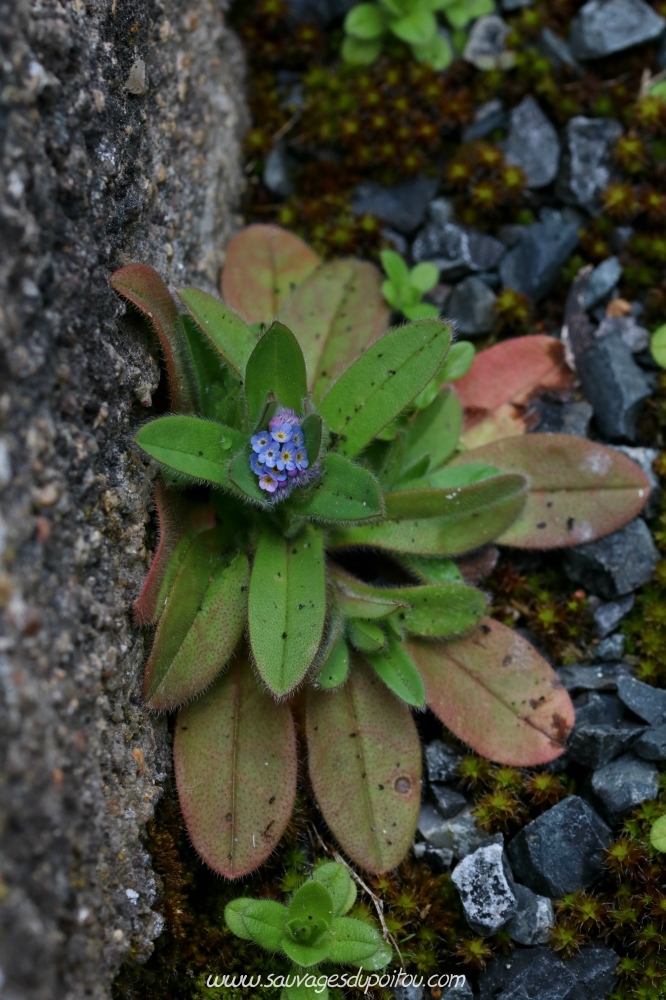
[462,99,507,143]
[595,314,650,354]
[478,945,618,1000]
[441,979,473,998]
[412,219,506,282]
[593,594,635,638]
[575,333,652,440]
[570,0,666,60]
[393,986,424,1000]
[531,398,592,437]
[591,752,659,822]
[504,96,560,188]
[464,16,515,71]
[617,675,666,725]
[556,116,623,215]
[574,691,624,726]
[563,519,658,599]
[568,722,643,769]
[583,256,622,310]
[499,217,579,301]
[596,634,625,661]
[505,883,554,946]
[417,803,486,859]
[451,836,517,936]
[557,662,632,694]
[412,840,454,871]
[263,142,294,199]
[285,0,354,24]
[507,796,611,897]
[612,446,660,518]
[539,27,582,70]
[351,176,438,235]
[425,739,463,784]
[634,722,666,761]
[445,276,497,336]
[431,784,468,819]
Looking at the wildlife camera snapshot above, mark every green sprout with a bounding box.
[650,323,666,368]
[380,250,440,320]
[110,223,650,882]
[225,863,389,998]
[342,0,495,69]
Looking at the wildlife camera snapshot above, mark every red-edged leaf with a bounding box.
[278,259,389,401]
[407,619,575,766]
[175,660,297,878]
[221,224,320,324]
[110,263,193,411]
[453,336,573,447]
[306,656,422,873]
[451,434,650,548]
[134,480,216,626]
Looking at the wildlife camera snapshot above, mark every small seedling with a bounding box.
[225,863,390,999]
[380,250,440,320]
[650,323,666,368]
[342,0,453,70]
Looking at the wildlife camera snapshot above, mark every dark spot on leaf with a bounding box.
[567,517,575,530]
[502,655,512,667]
[481,624,491,634]
[269,796,276,804]
[298,603,304,610]
[181,726,188,731]
[395,776,411,793]
[547,501,553,508]
[537,522,546,529]
[350,732,357,738]
[225,812,232,822]
[198,451,203,456]
[282,632,287,639]
[378,783,384,790]
[550,712,570,743]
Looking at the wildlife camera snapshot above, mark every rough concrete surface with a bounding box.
[0,1,247,997]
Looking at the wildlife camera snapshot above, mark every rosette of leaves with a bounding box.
[225,862,389,999]
[111,223,650,880]
[342,0,454,70]
[380,250,440,320]
[342,0,494,67]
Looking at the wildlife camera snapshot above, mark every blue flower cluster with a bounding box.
[250,408,309,495]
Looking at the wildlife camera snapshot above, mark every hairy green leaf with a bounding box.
[312,863,357,916]
[345,3,388,39]
[174,661,297,878]
[427,463,500,489]
[135,415,245,485]
[316,634,350,690]
[650,814,666,853]
[306,657,422,873]
[400,554,464,585]
[378,582,486,638]
[407,618,575,766]
[330,474,527,555]
[451,434,651,548]
[401,389,462,475]
[328,916,392,969]
[144,548,249,710]
[318,319,452,459]
[291,453,383,523]
[248,525,326,696]
[110,263,194,412]
[279,259,389,402]
[282,880,334,964]
[225,899,287,951]
[134,481,216,626]
[366,634,426,706]
[391,8,437,44]
[348,619,386,653]
[181,314,242,426]
[178,286,257,377]
[301,413,323,465]
[331,567,407,620]
[227,449,272,507]
[245,321,308,429]
[341,34,383,63]
[439,340,475,383]
[221,224,320,324]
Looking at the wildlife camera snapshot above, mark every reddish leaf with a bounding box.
[110,263,192,411]
[453,336,573,446]
[306,657,422,873]
[278,259,390,401]
[451,434,650,548]
[175,661,297,878]
[221,224,320,324]
[407,619,575,766]
[134,480,215,626]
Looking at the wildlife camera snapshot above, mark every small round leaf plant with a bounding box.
[225,862,390,999]
[111,224,651,880]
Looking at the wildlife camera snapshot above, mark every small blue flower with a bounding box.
[260,443,281,468]
[294,447,309,471]
[250,453,264,475]
[271,425,292,445]
[251,431,271,454]
[258,470,280,494]
[276,445,296,472]
[290,428,304,447]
